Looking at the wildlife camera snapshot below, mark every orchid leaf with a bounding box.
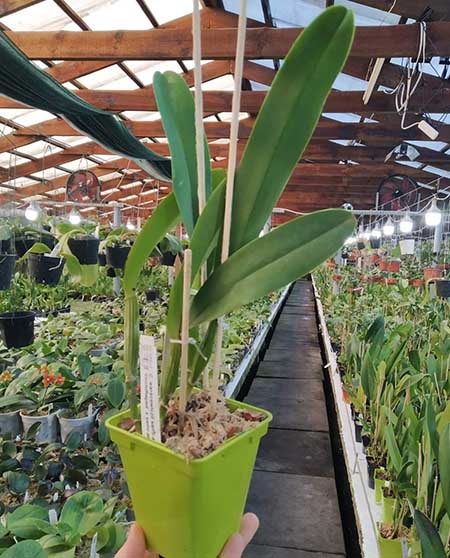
[123,193,179,294]
[439,424,450,520]
[230,6,355,253]
[191,209,354,326]
[414,510,446,558]
[153,71,211,236]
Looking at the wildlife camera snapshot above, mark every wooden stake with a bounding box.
[193,0,206,215]
[179,249,192,413]
[211,0,248,409]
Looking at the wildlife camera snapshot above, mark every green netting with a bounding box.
[0,31,172,182]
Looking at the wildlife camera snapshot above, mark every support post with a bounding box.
[113,204,122,296]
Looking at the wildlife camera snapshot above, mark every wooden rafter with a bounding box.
[4,22,450,60]
[349,0,450,21]
[0,0,42,17]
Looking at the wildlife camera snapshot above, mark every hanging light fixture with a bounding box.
[383,218,395,236]
[399,214,413,234]
[371,225,381,239]
[425,197,442,227]
[24,201,40,222]
[68,208,81,225]
[126,218,136,231]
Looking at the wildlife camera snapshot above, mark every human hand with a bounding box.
[116,513,259,558]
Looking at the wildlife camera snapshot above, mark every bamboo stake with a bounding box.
[210,0,247,411]
[179,249,192,413]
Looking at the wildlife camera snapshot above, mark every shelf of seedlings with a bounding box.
[225,285,291,399]
[312,276,380,558]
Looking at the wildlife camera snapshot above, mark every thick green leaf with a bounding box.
[1,540,46,558]
[123,193,179,294]
[106,377,125,408]
[77,354,92,380]
[425,397,439,461]
[191,209,354,326]
[414,510,446,558]
[360,351,376,402]
[439,423,450,520]
[5,471,30,495]
[60,491,103,536]
[384,422,402,475]
[153,71,211,236]
[229,6,354,253]
[365,315,384,348]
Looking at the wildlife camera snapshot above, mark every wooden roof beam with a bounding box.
[2,89,448,114]
[5,22,450,60]
[348,0,450,21]
[0,0,43,17]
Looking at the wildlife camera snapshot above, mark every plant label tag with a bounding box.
[140,335,161,442]
[90,532,98,558]
[48,509,58,525]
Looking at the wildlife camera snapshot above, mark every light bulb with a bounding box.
[399,214,413,234]
[383,219,395,237]
[425,198,442,227]
[371,226,381,239]
[126,219,136,231]
[25,201,39,222]
[68,208,81,226]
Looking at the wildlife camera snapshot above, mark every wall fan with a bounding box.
[66,170,100,202]
[377,174,419,211]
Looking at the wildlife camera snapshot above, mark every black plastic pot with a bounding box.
[354,422,363,443]
[146,288,160,302]
[106,244,131,270]
[436,279,450,299]
[362,434,370,454]
[68,236,99,265]
[367,460,376,490]
[106,266,116,278]
[357,241,365,250]
[0,254,15,291]
[15,235,56,258]
[98,253,107,266]
[161,251,176,266]
[369,238,381,249]
[28,254,65,286]
[0,311,35,348]
[0,238,12,254]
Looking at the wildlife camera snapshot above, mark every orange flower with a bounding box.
[42,377,51,388]
[0,370,13,383]
[56,374,65,386]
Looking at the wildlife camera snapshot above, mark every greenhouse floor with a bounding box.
[245,280,347,558]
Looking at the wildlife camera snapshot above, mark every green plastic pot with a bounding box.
[377,532,404,558]
[374,468,385,504]
[107,398,271,558]
[382,495,396,524]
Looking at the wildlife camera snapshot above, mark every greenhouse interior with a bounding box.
[0,0,449,556]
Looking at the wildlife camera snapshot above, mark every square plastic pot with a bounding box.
[382,494,395,524]
[377,531,404,558]
[20,410,60,443]
[59,412,96,443]
[0,410,22,438]
[107,399,271,558]
[374,468,385,504]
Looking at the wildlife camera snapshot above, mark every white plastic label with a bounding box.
[139,335,161,442]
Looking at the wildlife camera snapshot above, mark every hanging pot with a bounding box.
[68,236,100,265]
[369,238,381,249]
[106,400,271,558]
[399,239,415,256]
[423,267,442,282]
[0,254,15,291]
[161,251,176,266]
[15,235,56,258]
[20,410,60,443]
[377,531,404,558]
[435,279,450,299]
[106,244,131,270]
[0,311,35,348]
[59,412,97,443]
[146,288,160,302]
[0,410,22,438]
[28,254,65,286]
[98,253,107,266]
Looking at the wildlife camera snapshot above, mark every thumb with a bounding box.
[116,524,152,558]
